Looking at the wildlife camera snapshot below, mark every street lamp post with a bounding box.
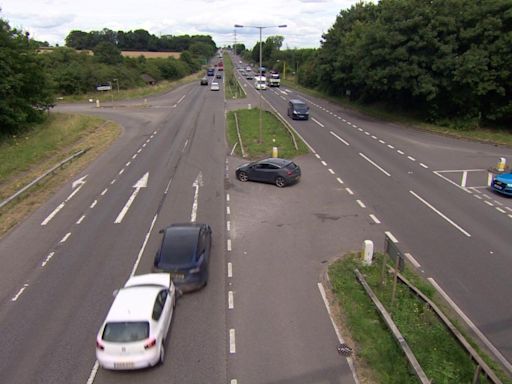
[235,24,286,144]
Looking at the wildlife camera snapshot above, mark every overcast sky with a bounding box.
[0,0,364,49]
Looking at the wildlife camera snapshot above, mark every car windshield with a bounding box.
[102,321,149,342]
[161,229,198,265]
[294,105,308,112]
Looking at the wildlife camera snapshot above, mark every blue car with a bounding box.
[153,223,212,292]
[491,173,512,196]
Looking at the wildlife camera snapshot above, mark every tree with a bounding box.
[93,42,123,65]
[0,18,54,135]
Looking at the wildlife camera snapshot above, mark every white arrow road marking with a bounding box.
[190,172,203,222]
[42,175,88,225]
[114,172,149,224]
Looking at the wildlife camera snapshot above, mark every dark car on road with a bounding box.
[153,223,212,291]
[287,99,309,120]
[200,77,208,85]
[235,158,301,188]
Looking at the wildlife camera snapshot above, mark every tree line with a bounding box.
[0,20,217,136]
[65,28,216,53]
[237,0,510,128]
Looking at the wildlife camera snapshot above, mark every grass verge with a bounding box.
[57,72,202,104]
[0,113,120,237]
[328,253,511,384]
[226,108,309,159]
[224,53,245,100]
[281,78,512,147]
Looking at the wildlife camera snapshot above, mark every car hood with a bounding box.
[495,173,512,183]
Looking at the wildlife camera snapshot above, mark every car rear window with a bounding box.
[102,321,149,342]
[285,162,298,170]
[161,228,198,265]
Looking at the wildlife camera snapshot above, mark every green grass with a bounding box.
[329,253,510,384]
[0,113,106,181]
[223,53,245,100]
[226,109,309,159]
[57,72,201,104]
[281,78,512,147]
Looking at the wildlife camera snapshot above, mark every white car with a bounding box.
[96,273,177,370]
[211,82,220,91]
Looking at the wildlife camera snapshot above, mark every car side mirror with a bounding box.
[112,289,119,297]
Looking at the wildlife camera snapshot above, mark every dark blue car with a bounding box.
[491,173,512,196]
[153,223,212,292]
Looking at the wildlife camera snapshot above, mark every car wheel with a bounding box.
[159,342,165,365]
[238,171,249,182]
[275,176,286,188]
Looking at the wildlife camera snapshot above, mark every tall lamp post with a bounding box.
[235,24,286,144]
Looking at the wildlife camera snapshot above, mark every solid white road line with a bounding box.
[229,329,236,353]
[228,291,234,309]
[130,214,158,277]
[85,361,99,384]
[428,277,512,373]
[409,191,471,237]
[359,153,391,177]
[330,131,350,146]
[461,171,468,187]
[317,283,359,383]
[41,202,65,226]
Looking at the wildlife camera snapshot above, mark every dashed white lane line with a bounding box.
[41,252,55,267]
[227,206,231,215]
[496,207,506,214]
[231,380,238,384]
[227,239,232,252]
[132,154,137,160]
[228,262,233,278]
[387,144,395,149]
[397,150,405,155]
[330,131,350,146]
[364,131,370,136]
[110,179,116,185]
[227,221,231,231]
[356,200,366,208]
[474,194,483,200]
[226,193,230,202]
[409,190,471,237]
[385,231,399,243]
[371,135,377,140]
[321,160,327,166]
[60,232,71,243]
[312,117,325,127]
[315,154,321,159]
[484,201,494,207]
[229,329,236,353]
[359,153,391,177]
[137,148,142,154]
[76,215,86,224]
[118,168,125,175]
[41,203,65,226]
[379,140,386,144]
[370,214,381,224]
[126,161,131,167]
[328,169,335,175]
[420,163,429,169]
[101,188,108,196]
[90,200,98,208]
[404,252,421,269]
[228,291,234,309]
[11,284,29,302]
[337,177,344,184]
[407,156,416,162]
[346,188,354,195]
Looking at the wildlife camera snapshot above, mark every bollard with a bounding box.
[96,99,100,108]
[496,157,506,172]
[272,147,278,158]
[362,240,374,265]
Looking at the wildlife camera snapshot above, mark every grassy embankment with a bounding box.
[223,53,245,100]
[281,77,512,147]
[226,108,309,159]
[329,253,511,384]
[58,71,203,104]
[0,113,120,236]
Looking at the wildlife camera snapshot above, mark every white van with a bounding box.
[254,76,267,90]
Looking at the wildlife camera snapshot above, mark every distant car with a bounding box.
[211,82,220,91]
[96,274,177,370]
[153,223,212,291]
[287,99,310,120]
[491,173,512,196]
[236,158,301,188]
[216,73,222,79]
[245,72,254,80]
[200,77,208,85]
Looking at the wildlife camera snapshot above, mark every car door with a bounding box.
[247,163,266,181]
[261,163,279,183]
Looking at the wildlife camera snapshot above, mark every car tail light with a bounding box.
[96,340,105,350]
[144,338,157,349]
